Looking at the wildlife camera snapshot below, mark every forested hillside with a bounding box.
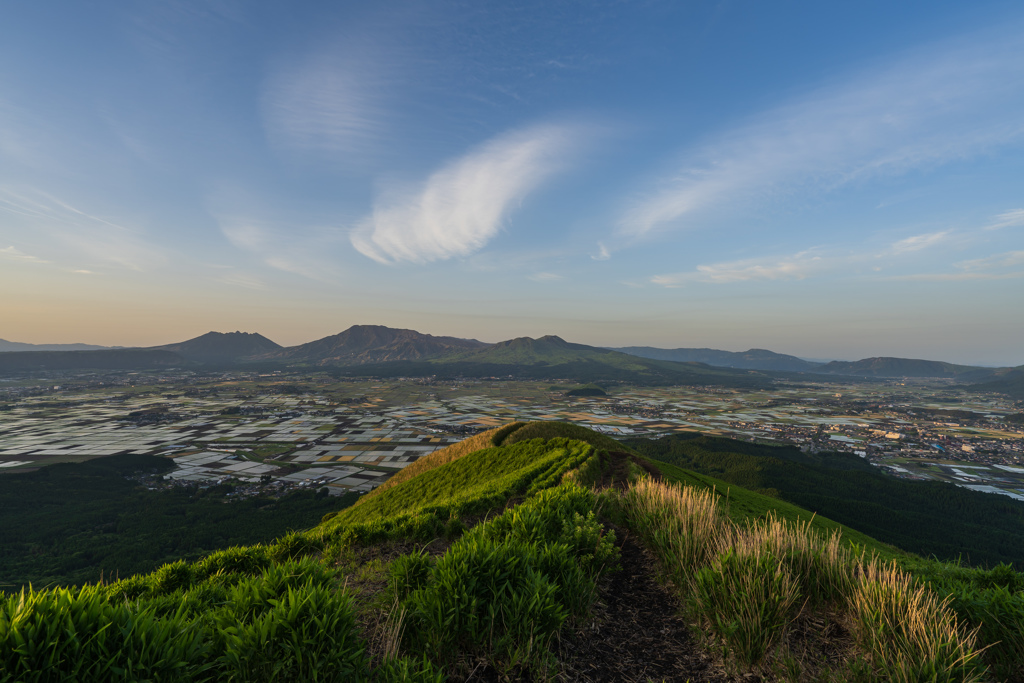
[625,432,1024,568]
[0,454,354,590]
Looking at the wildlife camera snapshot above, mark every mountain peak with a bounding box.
[261,324,488,365]
[152,331,282,363]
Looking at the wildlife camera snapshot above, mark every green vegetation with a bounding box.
[625,432,1024,568]
[0,454,354,591]
[3,421,1022,681]
[621,477,990,679]
[324,438,595,539]
[564,383,607,396]
[501,419,630,453]
[651,458,900,557]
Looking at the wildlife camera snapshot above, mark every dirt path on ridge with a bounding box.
[553,529,731,683]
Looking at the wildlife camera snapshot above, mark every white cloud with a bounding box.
[217,272,267,290]
[351,124,578,264]
[957,250,1024,271]
[986,208,1024,230]
[652,249,827,286]
[0,246,48,264]
[529,272,565,282]
[893,271,1024,282]
[591,242,611,261]
[218,215,344,282]
[888,230,951,254]
[621,28,1024,236]
[0,188,164,271]
[262,46,391,156]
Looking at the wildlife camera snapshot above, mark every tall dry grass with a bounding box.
[352,424,522,506]
[622,477,985,677]
[851,561,985,682]
[624,476,729,586]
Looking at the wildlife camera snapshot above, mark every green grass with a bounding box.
[329,437,594,528]
[5,422,1022,682]
[501,420,634,454]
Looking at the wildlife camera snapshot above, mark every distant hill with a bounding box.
[0,339,112,352]
[612,346,822,372]
[814,356,999,380]
[339,334,771,387]
[152,331,282,364]
[968,366,1024,399]
[257,325,488,365]
[0,349,183,373]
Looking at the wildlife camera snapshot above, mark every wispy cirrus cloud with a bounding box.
[0,246,49,264]
[986,208,1024,230]
[529,272,565,282]
[652,249,828,287]
[262,44,394,157]
[652,221,966,287]
[957,250,1024,271]
[887,230,952,254]
[351,124,581,264]
[621,27,1024,237]
[218,215,344,282]
[0,187,165,271]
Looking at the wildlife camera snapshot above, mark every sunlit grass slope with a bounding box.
[328,437,593,527]
[353,423,523,503]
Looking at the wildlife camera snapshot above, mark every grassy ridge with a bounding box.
[353,424,522,504]
[329,438,593,527]
[3,421,1022,681]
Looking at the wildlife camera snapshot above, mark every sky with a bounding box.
[1,1,1023,365]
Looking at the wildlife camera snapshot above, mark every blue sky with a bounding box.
[1,1,1023,364]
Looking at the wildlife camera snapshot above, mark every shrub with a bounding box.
[0,585,209,682]
[375,655,446,682]
[150,559,195,594]
[404,534,566,676]
[390,551,434,600]
[270,530,325,562]
[214,581,368,682]
[196,544,272,579]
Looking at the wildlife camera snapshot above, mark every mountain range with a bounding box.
[610,346,821,372]
[153,331,282,364]
[1,326,1021,394]
[0,339,113,352]
[253,325,487,365]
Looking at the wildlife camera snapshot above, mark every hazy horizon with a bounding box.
[3,2,1023,367]
[4,324,1022,368]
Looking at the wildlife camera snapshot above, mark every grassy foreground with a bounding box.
[2,421,1022,681]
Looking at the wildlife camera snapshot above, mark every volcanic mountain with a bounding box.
[340,334,770,387]
[152,331,282,363]
[257,325,488,365]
